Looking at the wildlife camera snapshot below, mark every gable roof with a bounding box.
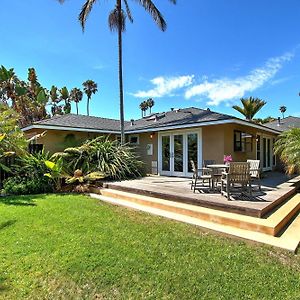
[264,116,300,132]
[22,107,280,134]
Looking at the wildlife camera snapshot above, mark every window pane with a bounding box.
[162,136,170,171]
[174,135,183,172]
[188,133,198,172]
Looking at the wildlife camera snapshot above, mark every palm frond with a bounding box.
[123,0,134,23]
[79,0,98,31]
[108,7,126,32]
[134,0,167,31]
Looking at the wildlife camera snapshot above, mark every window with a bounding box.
[234,130,253,152]
[29,143,44,154]
[129,135,139,145]
[234,130,242,151]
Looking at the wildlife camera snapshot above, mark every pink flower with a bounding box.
[224,155,233,164]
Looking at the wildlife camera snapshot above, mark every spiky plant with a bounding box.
[233,97,266,120]
[58,0,176,144]
[274,128,300,174]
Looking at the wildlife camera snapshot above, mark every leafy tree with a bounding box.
[58,0,176,144]
[253,116,276,124]
[70,88,83,115]
[83,80,98,116]
[232,97,266,120]
[146,98,155,114]
[279,106,287,119]
[60,86,71,114]
[274,128,300,174]
[0,104,27,172]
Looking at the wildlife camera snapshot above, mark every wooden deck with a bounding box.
[104,172,300,218]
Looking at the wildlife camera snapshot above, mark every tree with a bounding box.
[83,80,98,116]
[232,97,266,120]
[253,116,276,124]
[279,106,287,119]
[139,101,148,117]
[60,86,71,114]
[274,128,300,174]
[58,0,176,144]
[146,98,155,114]
[70,88,83,115]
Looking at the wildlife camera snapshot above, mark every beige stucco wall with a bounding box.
[130,132,158,174]
[25,128,113,153]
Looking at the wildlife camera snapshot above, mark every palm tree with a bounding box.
[232,97,266,120]
[70,88,83,115]
[146,98,155,114]
[274,128,300,174]
[58,0,176,144]
[82,80,98,116]
[279,105,287,119]
[139,101,148,117]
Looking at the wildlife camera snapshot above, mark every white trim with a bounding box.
[128,134,140,145]
[127,119,280,135]
[22,118,280,136]
[22,124,120,134]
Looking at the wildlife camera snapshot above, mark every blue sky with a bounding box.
[1,0,300,120]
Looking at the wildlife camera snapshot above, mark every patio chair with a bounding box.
[221,162,252,199]
[203,160,222,189]
[190,160,212,193]
[247,159,262,191]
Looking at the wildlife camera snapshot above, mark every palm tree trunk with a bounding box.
[117,0,125,144]
[76,102,79,115]
[87,97,90,116]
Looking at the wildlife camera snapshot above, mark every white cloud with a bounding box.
[132,75,194,98]
[185,52,294,106]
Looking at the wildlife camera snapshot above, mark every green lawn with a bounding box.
[0,194,299,299]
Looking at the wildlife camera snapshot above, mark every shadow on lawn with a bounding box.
[0,195,42,206]
[0,220,16,230]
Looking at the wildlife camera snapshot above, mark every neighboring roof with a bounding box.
[22,107,280,134]
[24,113,128,133]
[264,116,300,132]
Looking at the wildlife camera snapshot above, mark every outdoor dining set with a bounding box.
[190,159,262,199]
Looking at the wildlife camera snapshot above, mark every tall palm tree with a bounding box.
[139,101,148,117]
[58,0,176,144]
[82,80,98,116]
[279,105,287,119]
[232,97,266,120]
[70,88,83,115]
[146,98,155,114]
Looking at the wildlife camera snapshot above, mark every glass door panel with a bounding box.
[187,133,198,173]
[162,135,171,172]
[173,134,184,172]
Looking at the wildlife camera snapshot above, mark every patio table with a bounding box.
[207,164,229,190]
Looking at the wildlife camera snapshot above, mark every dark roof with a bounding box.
[125,107,232,131]
[32,114,127,132]
[264,116,300,132]
[24,107,280,134]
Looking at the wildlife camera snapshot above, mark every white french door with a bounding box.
[257,135,273,171]
[158,130,202,177]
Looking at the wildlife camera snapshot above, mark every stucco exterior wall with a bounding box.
[25,128,113,153]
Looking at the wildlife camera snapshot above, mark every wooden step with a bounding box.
[99,189,300,237]
[91,193,300,253]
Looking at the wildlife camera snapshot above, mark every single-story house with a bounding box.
[22,107,281,177]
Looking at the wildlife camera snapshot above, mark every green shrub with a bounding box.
[52,136,144,181]
[3,151,54,195]
[3,176,53,195]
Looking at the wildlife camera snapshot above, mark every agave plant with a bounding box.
[66,169,105,184]
[51,136,143,180]
[274,128,300,174]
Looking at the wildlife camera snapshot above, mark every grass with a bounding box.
[0,194,299,299]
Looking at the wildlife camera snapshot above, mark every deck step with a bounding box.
[98,189,300,237]
[91,193,300,253]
